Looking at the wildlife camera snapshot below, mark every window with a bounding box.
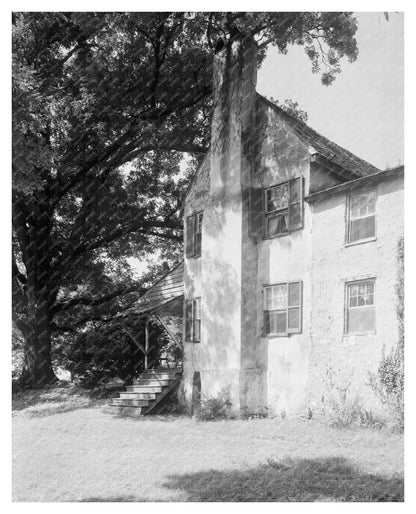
[185,297,201,342]
[186,212,203,258]
[345,280,375,333]
[347,191,376,243]
[265,178,303,237]
[263,281,302,335]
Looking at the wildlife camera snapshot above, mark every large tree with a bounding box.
[12,12,359,387]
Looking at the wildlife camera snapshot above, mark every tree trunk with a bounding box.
[18,300,58,387]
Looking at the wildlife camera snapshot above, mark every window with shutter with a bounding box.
[186,211,203,258]
[264,178,304,238]
[263,281,302,335]
[184,297,202,342]
[347,191,376,243]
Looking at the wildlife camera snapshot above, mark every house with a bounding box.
[113,35,403,418]
[179,36,404,417]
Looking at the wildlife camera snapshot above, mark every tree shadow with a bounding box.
[163,457,404,502]
[12,383,123,417]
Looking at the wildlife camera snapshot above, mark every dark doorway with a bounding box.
[192,372,201,417]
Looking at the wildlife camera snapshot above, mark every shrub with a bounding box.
[321,365,383,429]
[369,238,404,431]
[200,387,233,420]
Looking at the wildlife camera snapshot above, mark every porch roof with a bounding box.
[123,262,184,318]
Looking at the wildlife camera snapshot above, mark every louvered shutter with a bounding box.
[186,214,195,258]
[249,188,264,237]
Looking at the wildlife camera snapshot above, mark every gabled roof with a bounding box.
[258,94,381,178]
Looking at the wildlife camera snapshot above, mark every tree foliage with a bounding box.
[12,11,359,386]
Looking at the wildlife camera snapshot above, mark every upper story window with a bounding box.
[347,191,376,243]
[185,297,201,342]
[186,211,203,258]
[345,279,375,333]
[249,177,304,239]
[263,281,302,336]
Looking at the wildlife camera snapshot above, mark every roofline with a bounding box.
[181,150,210,210]
[305,165,404,204]
[256,93,380,178]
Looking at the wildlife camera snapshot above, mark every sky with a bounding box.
[257,12,404,170]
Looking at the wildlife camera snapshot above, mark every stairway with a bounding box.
[110,367,182,417]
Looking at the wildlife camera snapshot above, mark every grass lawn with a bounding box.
[12,383,404,502]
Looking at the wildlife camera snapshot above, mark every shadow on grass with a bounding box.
[163,457,404,502]
[12,383,123,417]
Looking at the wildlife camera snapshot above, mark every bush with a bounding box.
[369,348,404,431]
[200,387,233,420]
[369,238,404,431]
[321,365,383,429]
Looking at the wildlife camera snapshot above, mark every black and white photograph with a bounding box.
[9,4,407,504]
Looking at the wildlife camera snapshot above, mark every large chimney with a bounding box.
[200,36,263,416]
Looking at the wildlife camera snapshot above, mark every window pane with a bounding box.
[276,311,287,333]
[266,183,289,212]
[288,308,300,330]
[288,282,300,307]
[348,306,375,332]
[289,203,302,226]
[350,215,375,242]
[272,284,287,309]
[350,192,376,219]
[290,178,301,203]
[265,311,277,334]
[267,212,288,236]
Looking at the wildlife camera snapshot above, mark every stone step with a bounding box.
[111,398,149,407]
[140,372,180,380]
[123,389,156,399]
[133,378,171,386]
[112,406,142,417]
[122,385,163,394]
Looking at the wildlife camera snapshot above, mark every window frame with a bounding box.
[184,297,202,342]
[263,281,303,337]
[346,190,377,245]
[186,211,203,258]
[264,177,304,239]
[344,278,376,334]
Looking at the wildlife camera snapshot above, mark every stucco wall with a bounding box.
[253,102,314,416]
[307,175,404,415]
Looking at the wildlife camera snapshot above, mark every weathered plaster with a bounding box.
[307,176,404,414]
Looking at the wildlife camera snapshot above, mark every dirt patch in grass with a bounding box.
[12,385,404,502]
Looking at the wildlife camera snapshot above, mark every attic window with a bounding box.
[347,191,376,243]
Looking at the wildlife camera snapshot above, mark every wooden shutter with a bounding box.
[194,213,203,257]
[186,214,195,258]
[249,187,264,237]
[184,299,193,341]
[287,281,302,333]
[288,178,304,230]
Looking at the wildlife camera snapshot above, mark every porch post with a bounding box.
[144,316,149,370]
